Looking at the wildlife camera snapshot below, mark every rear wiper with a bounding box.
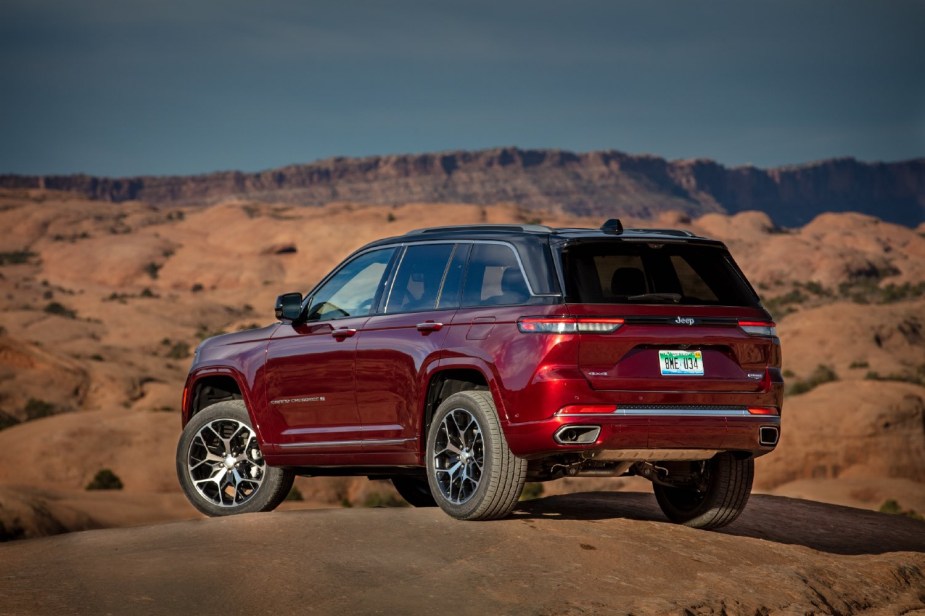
[627,293,682,303]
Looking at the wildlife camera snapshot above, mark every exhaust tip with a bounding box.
[759,426,779,446]
[554,425,601,445]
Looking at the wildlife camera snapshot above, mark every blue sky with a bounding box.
[1,0,923,176]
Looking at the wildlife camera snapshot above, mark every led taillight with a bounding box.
[747,406,779,416]
[738,320,777,337]
[517,317,624,334]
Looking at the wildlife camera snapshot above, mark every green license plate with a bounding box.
[659,350,704,376]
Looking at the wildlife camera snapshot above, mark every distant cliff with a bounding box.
[2,147,923,227]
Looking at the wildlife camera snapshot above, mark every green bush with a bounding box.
[43,302,76,319]
[363,492,408,508]
[0,411,20,432]
[166,341,190,360]
[0,250,36,265]
[520,482,545,501]
[86,469,124,490]
[879,499,924,521]
[144,262,161,279]
[786,364,838,396]
[849,360,869,369]
[24,398,55,420]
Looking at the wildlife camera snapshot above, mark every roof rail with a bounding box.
[404,223,551,235]
[625,228,697,238]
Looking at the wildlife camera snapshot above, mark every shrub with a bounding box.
[0,410,20,431]
[86,469,123,490]
[43,302,76,319]
[24,398,55,420]
[786,364,838,396]
[166,342,190,360]
[0,250,36,265]
[363,492,408,508]
[879,499,924,521]
[849,360,869,369]
[144,262,161,279]
[520,482,545,501]
[386,212,396,223]
[190,283,204,293]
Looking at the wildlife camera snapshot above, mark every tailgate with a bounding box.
[571,304,776,393]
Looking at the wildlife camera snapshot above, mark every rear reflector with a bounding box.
[738,320,777,337]
[518,317,624,334]
[556,405,617,415]
[747,406,779,416]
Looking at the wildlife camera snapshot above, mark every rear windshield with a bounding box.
[560,240,759,307]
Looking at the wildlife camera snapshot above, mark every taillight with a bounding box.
[518,317,624,334]
[738,320,777,337]
[747,406,779,416]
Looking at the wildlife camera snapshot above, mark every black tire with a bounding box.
[391,476,438,507]
[425,390,526,520]
[653,453,754,530]
[176,400,294,517]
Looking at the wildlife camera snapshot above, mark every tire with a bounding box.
[391,476,438,507]
[653,453,754,530]
[176,400,294,517]
[425,390,526,520]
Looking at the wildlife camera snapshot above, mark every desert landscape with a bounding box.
[0,183,923,613]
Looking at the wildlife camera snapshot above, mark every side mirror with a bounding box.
[274,292,304,322]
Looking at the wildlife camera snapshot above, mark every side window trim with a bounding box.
[385,239,538,297]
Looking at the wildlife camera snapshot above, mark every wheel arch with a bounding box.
[420,366,495,448]
[182,369,251,427]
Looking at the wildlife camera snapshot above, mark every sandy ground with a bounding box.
[1,492,924,616]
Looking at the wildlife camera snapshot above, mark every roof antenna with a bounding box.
[600,218,624,235]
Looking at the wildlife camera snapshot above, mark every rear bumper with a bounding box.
[504,406,780,459]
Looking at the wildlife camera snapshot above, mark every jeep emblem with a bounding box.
[674,316,695,325]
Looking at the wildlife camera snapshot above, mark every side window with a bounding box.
[307,248,395,321]
[386,244,454,313]
[436,243,470,309]
[462,243,530,307]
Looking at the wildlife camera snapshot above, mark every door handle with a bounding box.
[416,322,443,333]
[331,328,357,339]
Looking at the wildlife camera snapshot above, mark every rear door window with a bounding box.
[462,243,531,307]
[385,243,455,313]
[562,241,758,306]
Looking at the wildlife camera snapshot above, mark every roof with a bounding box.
[400,222,709,242]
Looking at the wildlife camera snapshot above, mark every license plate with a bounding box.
[659,350,704,376]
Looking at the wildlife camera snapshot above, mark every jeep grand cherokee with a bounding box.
[176,219,783,528]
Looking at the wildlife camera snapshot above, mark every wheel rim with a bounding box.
[432,408,484,504]
[186,418,265,508]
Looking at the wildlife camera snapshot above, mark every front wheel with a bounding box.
[176,400,294,516]
[653,453,754,530]
[425,390,526,520]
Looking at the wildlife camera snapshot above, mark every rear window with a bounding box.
[561,241,758,306]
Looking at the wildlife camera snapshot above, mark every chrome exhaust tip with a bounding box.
[759,426,779,446]
[554,425,601,445]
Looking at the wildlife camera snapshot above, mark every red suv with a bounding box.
[176,220,782,528]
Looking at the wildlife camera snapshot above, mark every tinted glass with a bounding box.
[462,243,531,307]
[562,241,758,306]
[386,244,454,313]
[436,243,470,309]
[307,248,395,321]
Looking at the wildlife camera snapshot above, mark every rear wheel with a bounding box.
[176,400,294,517]
[391,477,437,507]
[426,391,526,520]
[653,453,754,530]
